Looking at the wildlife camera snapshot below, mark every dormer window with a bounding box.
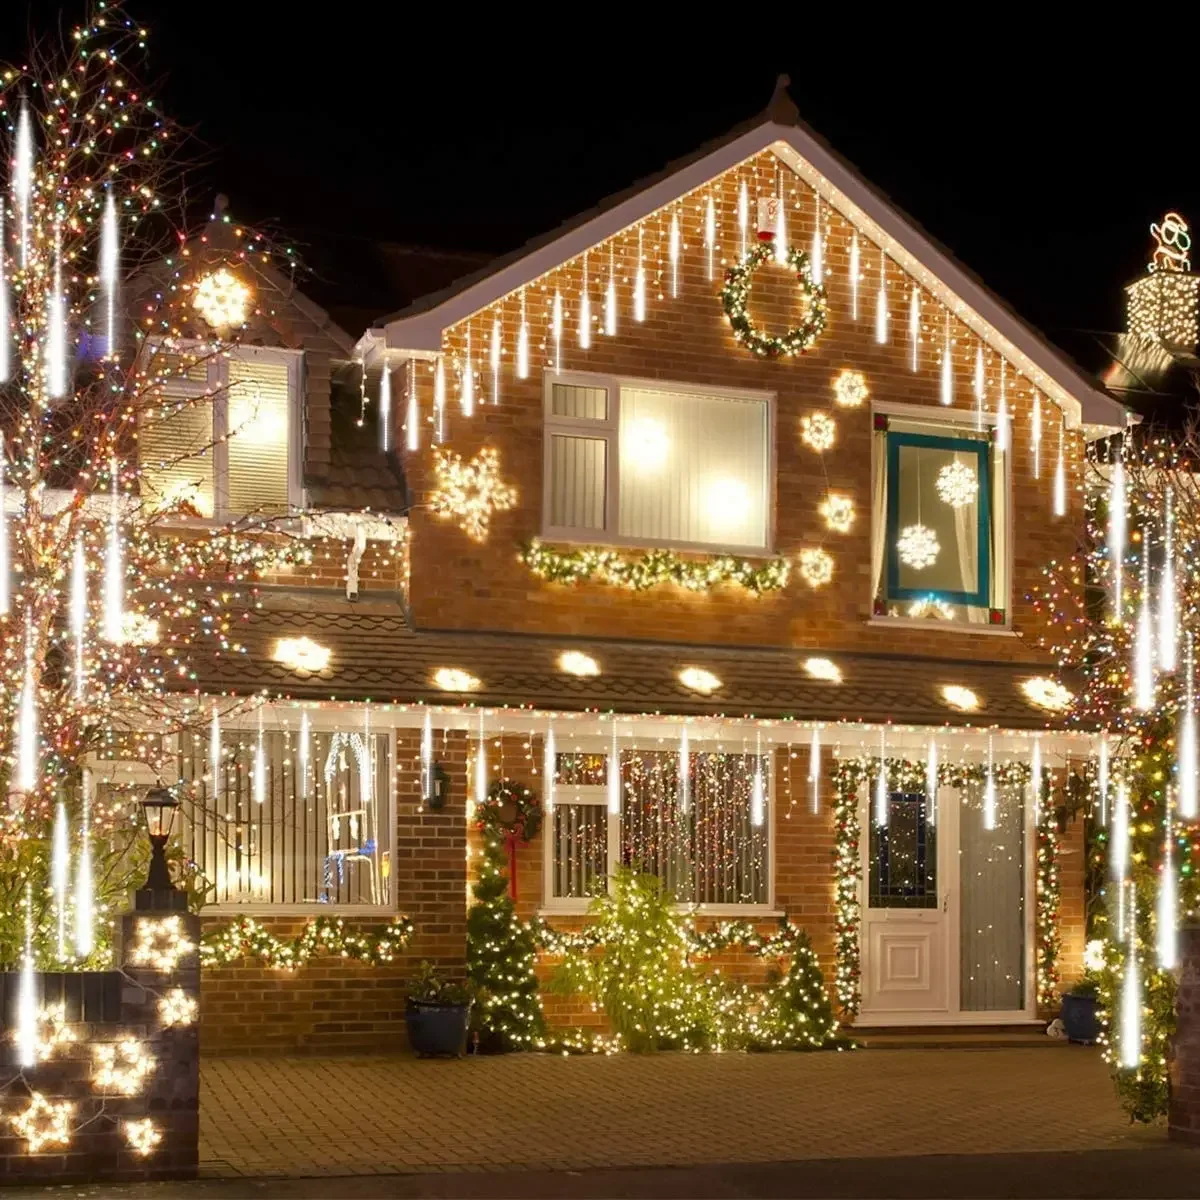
[138,342,301,520]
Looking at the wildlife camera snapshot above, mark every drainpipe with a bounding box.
[345,522,368,601]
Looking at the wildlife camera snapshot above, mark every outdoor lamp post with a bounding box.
[136,785,186,911]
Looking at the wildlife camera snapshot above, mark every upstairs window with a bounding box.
[872,412,1008,626]
[543,372,772,553]
[138,343,300,520]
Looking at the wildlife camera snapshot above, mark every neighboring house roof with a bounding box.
[371,80,1126,432]
[193,602,1078,731]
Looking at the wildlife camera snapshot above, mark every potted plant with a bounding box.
[405,961,473,1057]
[1060,978,1100,1044]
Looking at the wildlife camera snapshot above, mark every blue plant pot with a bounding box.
[1061,992,1099,1044]
[405,1001,470,1057]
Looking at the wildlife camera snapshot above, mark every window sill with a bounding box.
[867,616,1018,638]
[200,903,396,917]
[538,905,784,919]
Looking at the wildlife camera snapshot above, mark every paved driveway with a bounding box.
[199,1047,1158,1179]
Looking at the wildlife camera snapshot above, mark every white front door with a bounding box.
[858,778,1034,1025]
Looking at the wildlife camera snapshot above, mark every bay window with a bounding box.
[138,343,300,520]
[872,411,1008,625]
[545,745,771,911]
[544,373,772,553]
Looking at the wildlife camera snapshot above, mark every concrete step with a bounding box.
[849,1024,1073,1050]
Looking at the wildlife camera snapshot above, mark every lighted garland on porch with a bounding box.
[831,756,1057,1018]
[519,539,791,595]
[199,915,415,970]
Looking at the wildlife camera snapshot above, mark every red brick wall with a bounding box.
[403,149,1082,663]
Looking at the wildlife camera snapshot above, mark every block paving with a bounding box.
[199,1047,1160,1178]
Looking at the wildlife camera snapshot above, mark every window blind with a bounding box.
[227,358,291,515]
[138,389,215,517]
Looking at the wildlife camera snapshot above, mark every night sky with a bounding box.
[5,3,1198,339]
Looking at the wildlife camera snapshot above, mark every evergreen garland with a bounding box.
[466,828,546,1052]
[200,915,414,970]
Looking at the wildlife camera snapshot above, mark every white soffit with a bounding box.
[379,121,1126,432]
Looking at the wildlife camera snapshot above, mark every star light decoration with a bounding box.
[800,411,836,452]
[93,1039,155,1095]
[897,523,940,569]
[124,1117,162,1157]
[798,548,834,588]
[430,446,518,542]
[934,460,979,508]
[158,986,198,1027]
[128,916,196,972]
[10,1093,73,1153]
[832,369,868,408]
[191,267,252,329]
[819,493,855,533]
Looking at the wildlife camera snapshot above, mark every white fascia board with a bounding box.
[380,120,1127,433]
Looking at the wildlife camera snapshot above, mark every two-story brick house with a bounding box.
[130,83,1127,1052]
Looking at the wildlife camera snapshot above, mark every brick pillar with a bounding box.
[1169,922,1200,1145]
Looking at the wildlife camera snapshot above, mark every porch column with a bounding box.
[1169,921,1200,1144]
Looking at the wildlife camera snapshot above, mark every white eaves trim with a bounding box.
[374,120,1126,434]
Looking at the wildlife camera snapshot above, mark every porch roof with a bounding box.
[195,602,1080,732]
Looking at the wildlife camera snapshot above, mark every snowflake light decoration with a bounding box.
[934,459,979,508]
[430,446,517,542]
[191,267,251,329]
[1021,676,1074,712]
[800,411,836,452]
[897,523,940,569]
[819,493,855,533]
[124,1117,163,1157]
[10,1093,73,1153]
[129,915,195,972]
[798,548,834,588]
[832,369,868,408]
[158,987,198,1027]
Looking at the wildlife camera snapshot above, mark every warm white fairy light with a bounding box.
[634,228,646,323]
[1111,458,1127,622]
[875,730,888,827]
[517,291,530,379]
[1120,890,1141,1069]
[378,365,391,452]
[102,461,124,643]
[996,361,1009,453]
[579,257,592,349]
[70,535,86,695]
[605,244,617,337]
[983,736,997,831]
[52,800,68,960]
[774,172,787,265]
[897,523,940,569]
[925,737,938,826]
[101,188,118,357]
[298,709,310,803]
[908,287,919,371]
[668,212,680,298]
[16,623,37,794]
[420,709,433,801]
[608,722,621,816]
[1158,487,1177,672]
[874,254,888,343]
[1134,547,1155,711]
[1053,422,1066,518]
[405,362,419,452]
[738,180,749,259]
[434,356,446,442]
[705,194,716,282]
[1031,393,1042,479]
[16,885,36,1068]
[940,314,953,405]
[461,330,475,417]
[1098,731,1110,826]
[474,710,487,810]
[810,194,823,285]
[679,725,691,814]
[809,727,821,815]
[751,732,765,828]
[1031,736,1043,826]
[253,709,266,805]
[544,724,556,812]
[849,235,860,320]
[46,219,67,399]
[1158,799,1177,970]
[74,770,94,959]
[1112,779,1130,882]
[15,102,32,268]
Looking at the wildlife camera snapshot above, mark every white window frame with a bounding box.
[541,736,777,917]
[867,398,1014,634]
[541,369,776,556]
[141,339,306,523]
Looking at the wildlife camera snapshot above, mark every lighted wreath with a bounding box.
[476,778,542,843]
[721,242,827,358]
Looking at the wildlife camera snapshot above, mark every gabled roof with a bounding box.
[372,80,1126,432]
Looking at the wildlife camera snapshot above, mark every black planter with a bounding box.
[1061,992,1099,1044]
[405,1001,471,1057]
